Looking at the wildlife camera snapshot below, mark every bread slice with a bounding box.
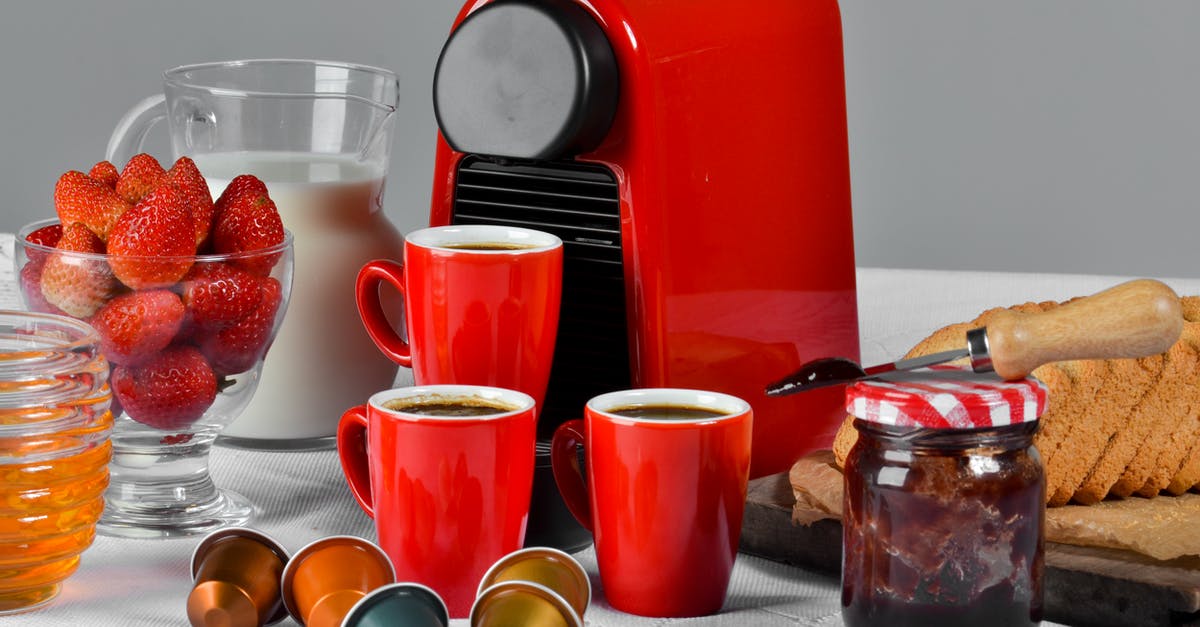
[1034,359,1105,501]
[1075,343,1192,503]
[1166,441,1200,495]
[1049,354,1163,506]
[1136,297,1200,496]
[1113,317,1200,497]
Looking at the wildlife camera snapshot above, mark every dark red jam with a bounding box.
[842,420,1045,627]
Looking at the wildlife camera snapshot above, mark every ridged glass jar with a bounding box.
[0,311,113,614]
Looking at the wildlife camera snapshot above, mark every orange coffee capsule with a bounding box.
[280,535,396,627]
[470,581,582,627]
[187,528,290,627]
[476,547,590,618]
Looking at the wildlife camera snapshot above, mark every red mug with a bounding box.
[551,388,753,617]
[355,225,563,410]
[338,385,538,618]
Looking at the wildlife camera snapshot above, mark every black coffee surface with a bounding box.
[385,398,516,417]
[608,404,728,421]
[442,242,538,251]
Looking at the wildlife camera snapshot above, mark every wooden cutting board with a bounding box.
[738,472,1200,627]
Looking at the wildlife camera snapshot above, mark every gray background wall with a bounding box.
[1,1,1196,278]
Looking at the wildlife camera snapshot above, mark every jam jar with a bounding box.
[841,367,1048,627]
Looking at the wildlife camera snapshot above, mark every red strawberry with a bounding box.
[107,181,197,289]
[112,346,217,430]
[89,161,120,189]
[19,261,66,315]
[200,277,282,376]
[25,223,63,248]
[22,223,64,266]
[91,290,185,366]
[54,171,133,241]
[19,225,65,313]
[165,157,215,249]
[180,262,265,330]
[213,174,269,225]
[115,153,166,205]
[39,223,118,318]
[212,190,285,276]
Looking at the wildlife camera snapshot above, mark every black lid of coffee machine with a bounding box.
[433,0,619,160]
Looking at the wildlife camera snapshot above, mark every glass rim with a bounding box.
[0,308,101,353]
[162,58,399,111]
[18,218,294,264]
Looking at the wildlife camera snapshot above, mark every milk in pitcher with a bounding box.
[196,151,404,443]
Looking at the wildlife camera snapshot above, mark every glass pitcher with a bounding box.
[108,59,404,446]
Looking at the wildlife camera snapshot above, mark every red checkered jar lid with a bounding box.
[845,366,1049,429]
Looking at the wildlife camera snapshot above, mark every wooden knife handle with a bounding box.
[987,279,1183,379]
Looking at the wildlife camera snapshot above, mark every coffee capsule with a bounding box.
[470,581,582,627]
[280,535,396,627]
[341,582,449,627]
[187,527,291,627]
[476,547,590,617]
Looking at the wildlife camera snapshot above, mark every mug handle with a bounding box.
[106,94,167,167]
[355,259,412,367]
[337,405,376,519]
[550,419,594,532]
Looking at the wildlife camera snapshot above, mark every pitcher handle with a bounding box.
[337,405,376,518]
[551,419,594,532]
[106,94,167,166]
[356,259,412,367]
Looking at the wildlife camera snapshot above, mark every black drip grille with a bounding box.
[451,156,631,438]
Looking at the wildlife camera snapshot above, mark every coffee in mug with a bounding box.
[383,396,518,417]
[441,242,538,251]
[607,404,730,421]
[356,225,563,413]
[338,384,537,618]
[551,388,752,618]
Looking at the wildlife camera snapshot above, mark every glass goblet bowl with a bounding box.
[16,218,294,538]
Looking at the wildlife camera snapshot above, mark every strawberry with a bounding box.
[200,277,282,376]
[22,223,64,266]
[25,223,63,248]
[107,181,197,289]
[213,174,269,225]
[54,171,133,241]
[112,346,217,430]
[91,290,185,366]
[18,225,65,313]
[180,262,265,331]
[165,157,215,249]
[19,262,66,315]
[39,223,118,318]
[115,153,166,205]
[212,183,285,275]
[88,161,120,189]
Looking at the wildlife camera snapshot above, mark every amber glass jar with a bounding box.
[841,369,1047,627]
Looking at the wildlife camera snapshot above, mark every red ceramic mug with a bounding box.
[338,385,538,618]
[355,225,563,411]
[551,388,753,617]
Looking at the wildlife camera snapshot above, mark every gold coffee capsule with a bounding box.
[471,581,582,627]
[280,535,396,627]
[187,528,291,627]
[477,547,590,617]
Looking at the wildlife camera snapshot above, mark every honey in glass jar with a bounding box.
[0,311,113,614]
[841,367,1048,627]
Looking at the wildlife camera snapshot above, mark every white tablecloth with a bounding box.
[11,263,1200,626]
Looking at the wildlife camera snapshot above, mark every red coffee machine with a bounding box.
[431,0,858,481]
